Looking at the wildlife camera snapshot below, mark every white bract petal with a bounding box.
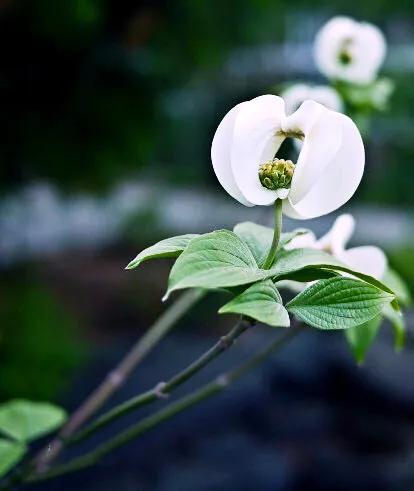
[211,103,253,206]
[211,95,285,206]
[231,95,286,205]
[211,96,364,218]
[282,84,343,115]
[285,231,317,250]
[341,246,387,279]
[288,214,388,280]
[283,101,364,219]
[314,16,386,84]
[316,213,355,255]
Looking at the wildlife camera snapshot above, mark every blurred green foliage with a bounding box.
[387,247,414,296]
[0,273,86,401]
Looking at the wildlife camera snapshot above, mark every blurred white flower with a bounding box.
[211,95,364,219]
[282,84,343,115]
[314,16,386,85]
[287,214,387,279]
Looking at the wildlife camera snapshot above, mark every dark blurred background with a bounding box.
[1,1,414,490]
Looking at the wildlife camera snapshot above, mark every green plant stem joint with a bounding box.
[258,159,295,191]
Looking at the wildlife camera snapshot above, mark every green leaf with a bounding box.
[164,237,396,306]
[0,400,67,442]
[271,248,344,279]
[233,222,273,266]
[126,234,199,269]
[331,268,400,312]
[219,280,290,327]
[345,316,382,364]
[233,222,308,267]
[271,248,398,307]
[336,78,394,111]
[383,303,406,351]
[0,438,26,478]
[286,277,394,330]
[383,267,411,306]
[164,230,267,299]
[277,268,339,284]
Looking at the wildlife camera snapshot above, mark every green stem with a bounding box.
[262,199,283,269]
[32,288,205,471]
[27,324,303,484]
[67,318,252,445]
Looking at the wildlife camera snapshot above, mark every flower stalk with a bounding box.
[262,199,283,269]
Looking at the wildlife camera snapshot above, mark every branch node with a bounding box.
[108,371,125,388]
[154,382,169,399]
[216,374,230,388]
[218,336,233,350]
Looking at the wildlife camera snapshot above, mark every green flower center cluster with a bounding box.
[338,39,353,66]
[258,159,295,191]
[338,49,352,65]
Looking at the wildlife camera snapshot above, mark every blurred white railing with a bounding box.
[1,180,413,267]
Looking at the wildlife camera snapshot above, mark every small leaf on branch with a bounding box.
[345,316,382,364]
[164,230,265,299]
[126,234,199,270]
[286,277,394,330]
[219,280,290,327]
[0,400,67,442]
[0,438,26,478]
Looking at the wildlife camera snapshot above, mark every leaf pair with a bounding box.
[126,222,308,272]
[161,229,340,299]
[219,275,394,332]
[0,400,67,478]
[162,229,394,298]
[125,224,396,333]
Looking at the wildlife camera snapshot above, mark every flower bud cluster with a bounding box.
[258,159,295,191]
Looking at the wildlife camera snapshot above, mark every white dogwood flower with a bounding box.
[287,214,387,279]
[211,95,364,219]
[282,84,343,115]
[314,16,386,85]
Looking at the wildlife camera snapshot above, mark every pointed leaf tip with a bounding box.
[127,234,199,270]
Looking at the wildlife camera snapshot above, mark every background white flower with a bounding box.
[314,16,386,85]
[282,84,343,115]
[211,95,364,219]
[287,213,387,279]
